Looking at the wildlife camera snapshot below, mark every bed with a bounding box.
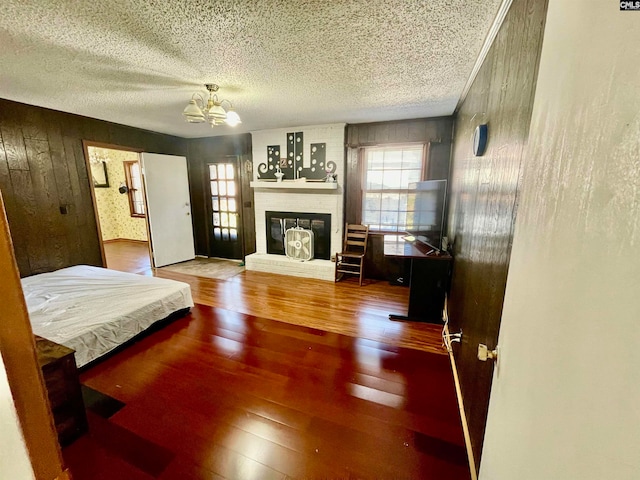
[22,265,194,367]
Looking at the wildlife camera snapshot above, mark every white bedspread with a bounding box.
[22,265,194,367]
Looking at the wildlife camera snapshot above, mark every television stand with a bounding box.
[384,236,452,324]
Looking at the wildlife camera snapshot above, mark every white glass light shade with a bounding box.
[208,102,227,120]
[209,118,226,127]
[183,100,205,123]
[225,109,241,127]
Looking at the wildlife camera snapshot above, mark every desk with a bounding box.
[384,236,452,324]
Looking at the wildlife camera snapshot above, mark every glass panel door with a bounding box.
[208,159,242,259]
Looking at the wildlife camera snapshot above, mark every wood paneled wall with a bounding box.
[446,0,548,468]
[345,118,454,279]
[0,99,186,277]
[186,134,254,257]
[345,118,453,148]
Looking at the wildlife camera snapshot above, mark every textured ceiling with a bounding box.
[0,0,502,138]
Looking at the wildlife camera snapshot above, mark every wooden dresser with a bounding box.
[35,336,88,446]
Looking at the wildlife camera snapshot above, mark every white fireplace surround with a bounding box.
[245,123,346,281]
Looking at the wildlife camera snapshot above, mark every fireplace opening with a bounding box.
[266,212,332,260]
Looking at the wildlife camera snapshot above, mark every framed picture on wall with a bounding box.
[91,161,109,188]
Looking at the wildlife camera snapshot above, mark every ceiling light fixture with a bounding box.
[182,83,241,128]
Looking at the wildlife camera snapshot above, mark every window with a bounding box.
[123,160,145,217]
[361,145,425,232]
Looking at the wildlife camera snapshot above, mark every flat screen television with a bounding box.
[405,179,447,252]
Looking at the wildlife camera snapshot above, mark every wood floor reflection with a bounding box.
[67,305,469,480]
[103,239,447,354]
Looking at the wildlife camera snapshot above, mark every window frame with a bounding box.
[123,160,145,218]
[359,143,428,234]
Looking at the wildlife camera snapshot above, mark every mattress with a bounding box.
[22,265,194,367]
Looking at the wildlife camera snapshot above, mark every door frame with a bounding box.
[0,193,71,480]
[81,141,152,268]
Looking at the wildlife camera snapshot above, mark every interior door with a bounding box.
[207,157,243,259]
[140,153,195,267]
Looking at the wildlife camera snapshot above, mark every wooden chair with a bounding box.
[335,223,369,286]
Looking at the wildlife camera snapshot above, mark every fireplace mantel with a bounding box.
[250,181,338,190]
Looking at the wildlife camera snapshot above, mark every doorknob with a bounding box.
[478,344,498,362]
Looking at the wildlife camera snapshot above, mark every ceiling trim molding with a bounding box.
[454,0,514,114]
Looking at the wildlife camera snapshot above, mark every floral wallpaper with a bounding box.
[91,147,148,241]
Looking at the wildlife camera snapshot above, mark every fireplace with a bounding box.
[265,211,332,260]
[246,123,345,280]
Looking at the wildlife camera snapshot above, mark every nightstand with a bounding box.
[35,336,88,446]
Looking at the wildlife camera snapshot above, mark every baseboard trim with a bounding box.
[443,311,478,479]
[103,238,148,244]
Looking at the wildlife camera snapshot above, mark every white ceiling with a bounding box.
[0,0,502,138]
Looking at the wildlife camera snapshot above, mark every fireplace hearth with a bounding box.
[265,211,331,260]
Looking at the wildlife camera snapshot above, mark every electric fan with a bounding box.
[285,227,314,261]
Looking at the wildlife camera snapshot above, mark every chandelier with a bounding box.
[182,83,241,127]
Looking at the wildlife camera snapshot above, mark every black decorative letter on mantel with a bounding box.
[287,132,304,178]
[258,145,287,180]
[257,134,334,181]
[299,143,335,180]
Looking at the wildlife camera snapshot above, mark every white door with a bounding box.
[141,153,195,267]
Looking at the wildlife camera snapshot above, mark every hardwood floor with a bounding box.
[104,240,152,275]
[103,240,448,354]
[156,269,445,355]
[67,305,469,480]
[64,240,469,479]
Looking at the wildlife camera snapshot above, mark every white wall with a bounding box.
[480,1,640,479]
[0,354,35,479]
[251,123,345,255]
